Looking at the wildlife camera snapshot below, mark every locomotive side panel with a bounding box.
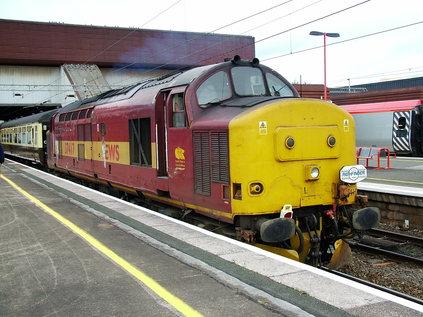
[53,109,96,178]
[89,102,157,194]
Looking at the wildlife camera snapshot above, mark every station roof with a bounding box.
[0,104,61,123]
[0,108,59,127]
[0,19,255,69]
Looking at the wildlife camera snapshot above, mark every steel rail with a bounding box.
[350,242,423,265]
[368,228,423,247]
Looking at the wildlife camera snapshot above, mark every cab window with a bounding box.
[266,73,294,97]
[231,67,265,96]
[172,93,186,127]
[196,71,231,108]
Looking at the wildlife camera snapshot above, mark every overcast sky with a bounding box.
[1,0,422,87]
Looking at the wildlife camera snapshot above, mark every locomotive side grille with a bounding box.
[193,132,211,195]
[211,132,229,183]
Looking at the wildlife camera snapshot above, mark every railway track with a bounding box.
[350,228,423,265]
[368,228,423,246]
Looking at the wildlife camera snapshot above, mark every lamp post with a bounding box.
[309,31,340,100]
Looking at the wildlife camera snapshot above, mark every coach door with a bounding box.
[392,110,412,153]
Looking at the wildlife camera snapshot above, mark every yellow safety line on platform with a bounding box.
[367,177,423,186]
[0,174,203,317]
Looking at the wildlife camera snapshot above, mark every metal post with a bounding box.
[323,33,327,100]
[310,31,340,101]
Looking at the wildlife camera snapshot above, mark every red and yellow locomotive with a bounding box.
[45,56,379,266]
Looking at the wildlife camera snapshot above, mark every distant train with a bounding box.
[341,99,423,156]
[0,56,380,267]
[0,109,58,164]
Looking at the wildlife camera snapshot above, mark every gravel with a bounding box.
[338,222,423,300]
[339,250,423,299]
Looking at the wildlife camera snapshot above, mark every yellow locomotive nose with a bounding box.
[228,98,358,218]
[274,125,341,163]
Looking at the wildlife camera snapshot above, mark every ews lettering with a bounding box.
[106,144,120,161]
[64,142,74,155]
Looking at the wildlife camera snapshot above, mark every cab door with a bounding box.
[164,87,191,198]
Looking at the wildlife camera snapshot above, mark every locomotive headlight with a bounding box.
[311,167,320,178]
[305,165,320,181]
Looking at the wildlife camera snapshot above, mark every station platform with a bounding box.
[0,160,422,316]
[359,156,423,193]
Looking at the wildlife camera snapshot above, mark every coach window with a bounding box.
[34,127,38,146]
[27,127,34,144]
[172,93,186,127]
[21,127,27,144]
[129,118,152,167]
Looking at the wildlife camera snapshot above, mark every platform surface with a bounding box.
[0,160,422,316]
[360,156,423,193]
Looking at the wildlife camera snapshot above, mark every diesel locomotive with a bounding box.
[0,56,380,266]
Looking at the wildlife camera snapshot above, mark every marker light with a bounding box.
[285,136,295,149]
[327,135,336,147]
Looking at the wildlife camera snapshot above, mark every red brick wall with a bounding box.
[0,19,255,68]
